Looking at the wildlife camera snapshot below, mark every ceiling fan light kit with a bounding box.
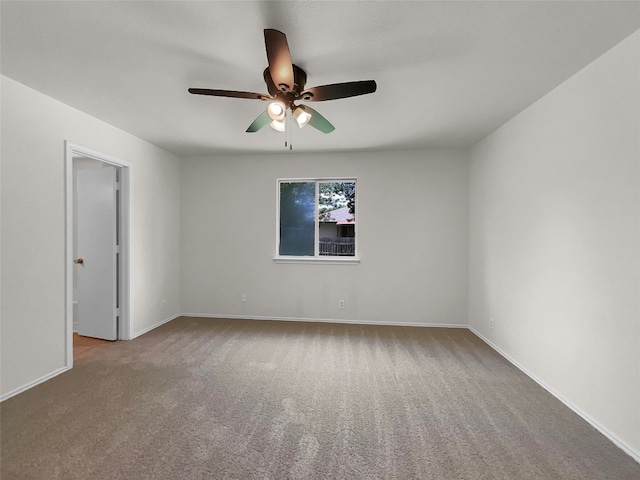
[188,28,377,142]
[267,101,286,121]
[270,118,286,132]
[292,105,311,128]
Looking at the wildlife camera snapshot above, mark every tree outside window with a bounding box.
[278,179,356,258]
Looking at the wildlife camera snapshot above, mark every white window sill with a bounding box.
[273,256,360,265]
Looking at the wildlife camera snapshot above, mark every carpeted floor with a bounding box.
[1,317,639,479]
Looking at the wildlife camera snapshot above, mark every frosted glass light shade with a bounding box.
[293,106,311,128]
[267,102,286,121]
[270,119,286,131]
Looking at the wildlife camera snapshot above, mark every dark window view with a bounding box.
[279,181,315,256]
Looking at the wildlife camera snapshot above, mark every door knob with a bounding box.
[74,258,84,265]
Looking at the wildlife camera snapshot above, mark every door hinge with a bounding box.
[115,245,120,254]
[115,182,120,191]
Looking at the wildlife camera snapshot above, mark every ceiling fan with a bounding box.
[188,29,377,135]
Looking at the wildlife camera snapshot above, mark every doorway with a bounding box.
[65,142,132,368]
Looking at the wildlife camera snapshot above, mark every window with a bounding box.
[277,179,357,262]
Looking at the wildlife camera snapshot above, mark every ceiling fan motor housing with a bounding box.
[291,64,308,95]
[264,64,309,103]
[268,67,311,110]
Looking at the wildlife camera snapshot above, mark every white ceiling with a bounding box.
[2,1,638,157]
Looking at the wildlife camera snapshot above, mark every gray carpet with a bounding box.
[2,317,639,479]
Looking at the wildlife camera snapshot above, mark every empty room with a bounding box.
[1,1,639,478]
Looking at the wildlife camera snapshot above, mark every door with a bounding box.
[76,166,118,340]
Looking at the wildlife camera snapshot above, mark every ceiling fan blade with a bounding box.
[300,80,377,102]
[188,88,270,101]
[264,29,294,93]
[263,68,280,97]
[302,105,335,134]
[246,110,271,133]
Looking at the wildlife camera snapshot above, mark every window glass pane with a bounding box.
[279,181,315,256]
[318,182,356,257]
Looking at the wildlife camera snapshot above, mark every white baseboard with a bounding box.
[181,313,467,329]
[0,366,70,402]
[468,326,640,465]
[130,313,181,339]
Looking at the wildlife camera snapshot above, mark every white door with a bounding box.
[76,166,118,340]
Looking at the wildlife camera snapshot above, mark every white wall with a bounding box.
[468,31,640,458]
[180,149,469,326]
[0,76,182,398]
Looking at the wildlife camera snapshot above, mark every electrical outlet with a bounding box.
[338,299,345,309]
[240,293,247,302]
[161,300,167,310]
[489,317,494,329]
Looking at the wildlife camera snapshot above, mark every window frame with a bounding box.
[275,177,359,264]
